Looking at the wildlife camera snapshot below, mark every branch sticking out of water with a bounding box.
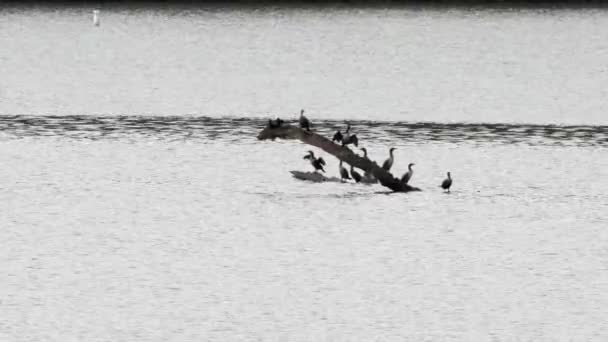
[257,124,421,192]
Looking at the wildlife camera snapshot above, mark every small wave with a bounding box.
[0,115,606,147]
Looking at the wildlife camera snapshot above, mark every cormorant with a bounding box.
[441,172,452,192]
[342,134,358,147]
[350,165,362,183]
[382,147,396,171]
[341,124,358,147]
[299,109,311,131]
[360,147,368,159]
[268,117,283,128]
[359,147,375,181]
[332,130,343,142]
[303,151,325,172]
[401,163,415,184]
[333,123,350,143]
[339,161,351,182]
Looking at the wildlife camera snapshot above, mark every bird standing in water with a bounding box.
[339,161,351,182]
[401,163,415,184]
[382,147,396,171]
[299,109,311,131]
[350,165,362,183]
[441,172,452,192]
[303,151,325,173]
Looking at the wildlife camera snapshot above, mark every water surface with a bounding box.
[1,6,608,342]
[1,6,608,123]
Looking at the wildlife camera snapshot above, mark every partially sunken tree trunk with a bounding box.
[257,124,421,192]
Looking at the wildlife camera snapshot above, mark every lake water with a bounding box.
[1,5,607,342]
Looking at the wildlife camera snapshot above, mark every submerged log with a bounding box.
[258,124,421,192]
[290,171,341,183]
[290,171,376,184]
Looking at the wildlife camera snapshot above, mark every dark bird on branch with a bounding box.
[360,147,369,159]
[341,123,358,147]
[299,109,311,131]
[359,147,375,181]
[382,147,396,171]
[441,172,452,192]
[332,130,343,142]
[268,117,284,128]
[401,163,415,184]
[342,134,358,147]
[333,123,350,143]
[303,150,325,173]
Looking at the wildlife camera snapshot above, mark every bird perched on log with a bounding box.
[332,129,343,143]
[342,133,358,147]
[303,151,325,173]
[268,117,284,128]
[341,124,358,147]
[332,123,348,143]
[360,147,369,159]
[332,123,358,147]
[299,109,311,131]
[350,165,362,183]
[382,147,396,171]
[441,172,452,192]
[339,161,351,182]
[401,163,415,184]
[359,147,376,181]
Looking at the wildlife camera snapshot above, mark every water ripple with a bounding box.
[0,115,606,147]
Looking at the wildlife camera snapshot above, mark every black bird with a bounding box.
[382,147,396,171]
[441,172,452,192]
[350,165,362,183]
[339,161,351,182]
[341,124,358,147]
[299,109,311,131]
[360,147,369,159]
[333,123,350,143]
[332,130,343,142]
[268,117,283,128]
[342,134,358,147]
[401,163,415,184]
[359,147,376,181]
[303,151,325,173]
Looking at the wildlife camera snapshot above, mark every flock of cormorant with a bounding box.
[268,110,453,192]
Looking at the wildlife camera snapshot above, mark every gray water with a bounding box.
[1,6,608,342]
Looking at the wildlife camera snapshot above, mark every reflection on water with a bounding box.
[1,115,606,146]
